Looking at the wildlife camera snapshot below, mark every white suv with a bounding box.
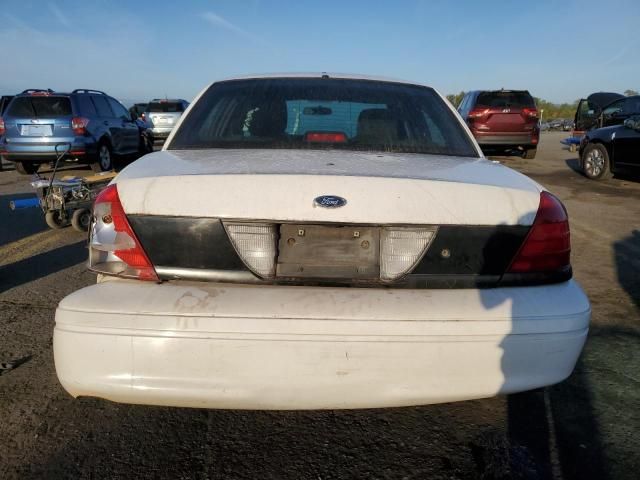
[54,74,590,410]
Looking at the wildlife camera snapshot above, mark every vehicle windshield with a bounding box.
[147,101,185,113]
[6,96,72,117]
[476,91,535,109]
[168,78,479,157]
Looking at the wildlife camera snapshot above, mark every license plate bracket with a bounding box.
[277,224,379,279]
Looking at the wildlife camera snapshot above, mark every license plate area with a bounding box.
[20,124,53,136]
[277,224,379,279]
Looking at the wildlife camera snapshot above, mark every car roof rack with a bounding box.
[72,89,106,95]
[22,89,54,94]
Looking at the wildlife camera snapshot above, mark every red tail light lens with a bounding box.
[304,131,347,143]
[89,184,158,281]
[468,108,489,119]
[508,192,570,273]
[0,117,5,136]
[522,108,539,119]
[71,117,89,135]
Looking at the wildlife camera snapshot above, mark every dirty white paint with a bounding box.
[54,278,590,409]
[116,150,541,225]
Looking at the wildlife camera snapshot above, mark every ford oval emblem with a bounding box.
[314,195,347,208]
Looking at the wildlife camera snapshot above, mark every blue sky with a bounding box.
[1,0,638,105]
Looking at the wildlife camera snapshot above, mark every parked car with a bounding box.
[0,89,150,174]
[54,74,589,410]
[549,118,565,130]
[579,115,640,180]
[0,95,15,115]
[574,92,625,133]
[457,89,540,158]
[144,98,189,143]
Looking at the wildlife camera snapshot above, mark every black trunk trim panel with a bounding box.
[127,217,568,287]
[128,216,249,271]
[412,225,530,275]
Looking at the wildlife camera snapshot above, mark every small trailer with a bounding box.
[8,143,116,232]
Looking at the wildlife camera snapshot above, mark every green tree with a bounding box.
[624,89,639,96]
[446,91,465,108]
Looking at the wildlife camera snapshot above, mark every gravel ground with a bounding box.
[0,131,638,479]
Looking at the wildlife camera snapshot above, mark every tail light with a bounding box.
[225,223,278,278]
[380,227,437,281]
[522,108,539,119]
[71,117,89,135]
[508,192,570,273]
[468,108,489,119]
[0,117,5,136]
[304,132,347,143]
[89,184,158,281]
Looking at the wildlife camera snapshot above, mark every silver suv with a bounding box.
[144,99,189,143]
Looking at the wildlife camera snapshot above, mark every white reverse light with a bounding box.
[380,227,437,281]
[225,223,278,278]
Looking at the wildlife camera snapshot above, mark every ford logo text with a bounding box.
[314,195,347,208]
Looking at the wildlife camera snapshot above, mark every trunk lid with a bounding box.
[3,95,75,142]
[115,149,541,226]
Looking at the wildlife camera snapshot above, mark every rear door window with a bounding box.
[6,96,72,118]
[476,91,535,108]
[107,97,130,119]
[76,95,97,116]
[92,95,114,118]
[147,101,185,113]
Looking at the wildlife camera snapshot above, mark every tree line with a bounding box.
[446,89,639,120]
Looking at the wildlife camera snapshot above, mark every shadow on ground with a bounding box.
[0,240,86,293]
[0,194,48,247]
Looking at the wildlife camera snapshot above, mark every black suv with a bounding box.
[0,89,148,174]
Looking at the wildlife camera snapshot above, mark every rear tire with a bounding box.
[91,142,113,172]
[15,161,41,175]
[581,143,612,180]
[523,148,537,159]
[45,211,68,229]
[71,208,92,232]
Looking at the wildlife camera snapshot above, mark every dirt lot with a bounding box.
[0,131,638,479]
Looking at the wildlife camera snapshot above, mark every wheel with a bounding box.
[523,148,537,159]
[15,161,41,175]
[71,208,92,232]
[91,142,113,172]
[582,143,612,180]
[45,210,69,229]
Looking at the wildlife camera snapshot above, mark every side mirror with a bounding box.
[624,116,640,131]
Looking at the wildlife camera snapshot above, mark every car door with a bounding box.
[91,94,121,152]
[574,99,600,132]
[612,119,640,170]
[107,97,139,154]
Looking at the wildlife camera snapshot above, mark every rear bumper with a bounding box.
[1,138,93,162]
[54,278,590,410]
[150,127,173,139]
[474,132,538,147]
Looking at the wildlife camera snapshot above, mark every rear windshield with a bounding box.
[476,91,535,109]
[6,96,72,118]
[147,101,184,113]
[169,78,478,157]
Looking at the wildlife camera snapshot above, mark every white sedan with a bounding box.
[54,74,590,410]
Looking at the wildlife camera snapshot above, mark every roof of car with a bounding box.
[213,72,428,87]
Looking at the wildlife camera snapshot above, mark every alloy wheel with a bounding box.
[584,149,604,178]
